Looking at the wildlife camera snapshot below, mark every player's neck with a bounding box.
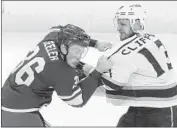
[121,34,138,44]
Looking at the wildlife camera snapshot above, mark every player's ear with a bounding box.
[60,44,67,55]
[133,19,143,31]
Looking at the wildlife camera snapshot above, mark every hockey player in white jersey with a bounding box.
[101,4,177,127]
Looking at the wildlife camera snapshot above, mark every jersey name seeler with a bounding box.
[43,41,59,61]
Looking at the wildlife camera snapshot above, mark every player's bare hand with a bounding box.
[95,41,112,52]
[96,55,113,73]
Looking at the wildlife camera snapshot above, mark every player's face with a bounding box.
[66,44,85,68]
[117,19,135,41]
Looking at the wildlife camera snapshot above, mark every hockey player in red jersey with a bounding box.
[101,4,177,127]
[1,24,113,127]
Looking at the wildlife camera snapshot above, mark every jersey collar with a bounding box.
[121,34,138,44]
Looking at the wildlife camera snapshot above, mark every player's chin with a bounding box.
[120,34,128,41]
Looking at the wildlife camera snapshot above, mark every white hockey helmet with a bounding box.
[114,4,146,33]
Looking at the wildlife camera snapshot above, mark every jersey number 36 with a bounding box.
[11,46,45,86]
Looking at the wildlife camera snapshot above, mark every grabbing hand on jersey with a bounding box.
[95,41,112,52]
[95,55,113,73]
[82,64,95,76]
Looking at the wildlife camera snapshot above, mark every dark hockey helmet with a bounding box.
[51,24,91,48]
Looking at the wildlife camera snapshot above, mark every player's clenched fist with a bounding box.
[95,55,113,73]
[95,41,112,52]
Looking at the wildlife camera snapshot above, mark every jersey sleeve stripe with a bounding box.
[103,74,177,90]
[123,82,177,90]
[101,77,123,90]
[62,93,83,106]
[62,91,82,101]
[106,95,177,108]
[58,86,81,99]
[106,84,177,98]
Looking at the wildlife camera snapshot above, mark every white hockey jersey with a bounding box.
[102,33,177,108]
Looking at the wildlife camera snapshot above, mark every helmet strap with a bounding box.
[59,44,68,62]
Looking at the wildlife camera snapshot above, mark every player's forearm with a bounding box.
[57,70,101,108]
[78,70,101,107]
